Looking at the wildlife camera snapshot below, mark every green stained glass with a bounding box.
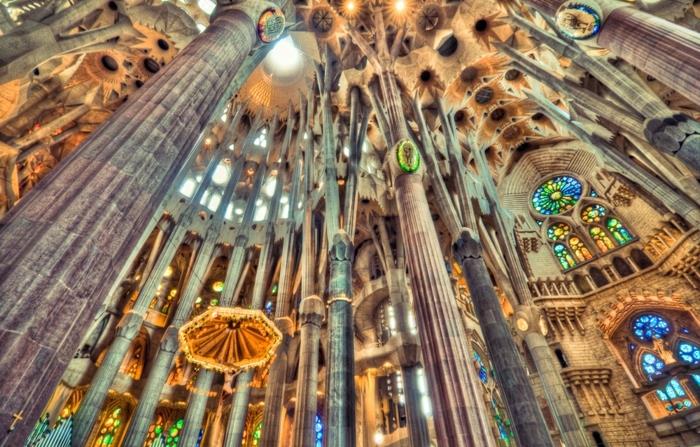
[531,176,582,215]
[606,217,633,244]
[553,243,576,270]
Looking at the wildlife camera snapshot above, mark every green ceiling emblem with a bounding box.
[396,139,420,174]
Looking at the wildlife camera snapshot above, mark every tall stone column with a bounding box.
[0,1,283,442]
[326,231,355,447]
[453,230,554,447]
[291,295,325,446]
[391,148,495,446]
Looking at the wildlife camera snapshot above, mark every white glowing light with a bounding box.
[212,162,230,185]
[225,203,233,220]
[196,23,206,33]
[264,36,304,82]
[395,0,406,12]
[263,176,278,197]
[208,193,221,211]
[342,146,350,157]
[197,0,215,15]
[179,177,196,197]
[373,430,384,445]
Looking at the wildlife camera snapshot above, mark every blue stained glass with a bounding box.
[677,341,700,364]
[264,301,273,317]
[473,352,488,384]
[693,374,700,387]
[314,415,323,447]
[632,314,671,341]
[531,176,582,215]
[641,352,665,379]
[590,189,598,197]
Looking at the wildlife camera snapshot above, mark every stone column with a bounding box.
[0,1,283,442]
[291,295,325,446]
[326,231,355,447]
[392,156,495,446]
[453,230,554,447]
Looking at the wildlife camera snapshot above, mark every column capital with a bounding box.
[452,227,483,263]
[298,295,325,326]
[115,311,144,339]
[513,305,549,337]
[161,326,181,353]
[330,230,354,262]
[214,1,285,44]
[274,316,295,336]
[644,114,700,170]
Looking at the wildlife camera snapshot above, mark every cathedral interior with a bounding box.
[0,0,700,445]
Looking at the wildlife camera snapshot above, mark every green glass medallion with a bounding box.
[395,139,420,174]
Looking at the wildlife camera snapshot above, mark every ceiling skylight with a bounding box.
[262,36,304,85]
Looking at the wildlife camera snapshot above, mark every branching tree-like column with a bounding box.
[222,118,291,447]
[178,165,269,446]
[375,219,430,447]
[0,0,285,442]
[259,112,305,447]
[74,107,248,444]
[521,0,700,169]
[326,231,355,447]
[412,97,555,446]
[382,72,497,447]
[121,129,256,447]
[291,118,325,446]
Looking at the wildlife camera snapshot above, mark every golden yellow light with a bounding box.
[163,265,173,278]
[395,0,406,12]
[347,0,355,11]
[212,280,224,292]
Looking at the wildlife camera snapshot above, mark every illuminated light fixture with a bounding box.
[347,0,356,11]
[373,430,384,445]
[163,265,174,278]
[263,36,303,84]
[178,307,283,373]
[395,0,406,12]
[212,281,224,292]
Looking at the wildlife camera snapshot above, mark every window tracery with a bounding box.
[611,310,700,419]
[531,175,636,271]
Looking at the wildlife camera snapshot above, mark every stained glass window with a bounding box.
[677,341,700,365]
[569,235,593,262]
[655,379,693,413]
[473,351,488,384]
[606,217,633,245]
[547,222,571,241]
[491,398,513,446]
[581,204,607,224]
[553,243,576,270]
[641,352,665,379]
[589,226,615,252]
[531,176,582,215]
[94,407,123,446]
[251,421,262,446]
[314,415,323,447]
[633,314,671,341]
